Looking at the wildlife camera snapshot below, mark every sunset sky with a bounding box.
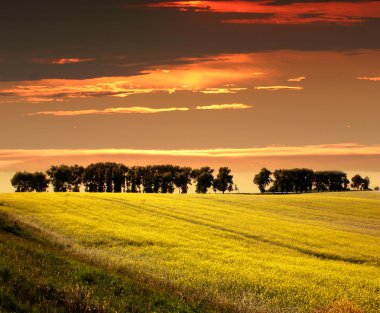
[1,0,380,192]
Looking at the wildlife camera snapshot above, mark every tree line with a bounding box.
[11,163,235,194]
[10,164,374,194]
[253,168,371,193]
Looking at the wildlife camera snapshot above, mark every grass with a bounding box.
[0,212,202,312]
[0,192,379,312]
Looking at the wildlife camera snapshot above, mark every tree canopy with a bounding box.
[213,167,234,194]
[253,168,369,194]
[10,164,373,195]
[253,168,272,193]
[11,171,49,192]
[351,174,371,191]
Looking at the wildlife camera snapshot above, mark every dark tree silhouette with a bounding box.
[351,174,364,190]
[12,172,36,192]
[174,167,192,194]
[33,172,50,192]
[314,171,348,192]
[214,167,234,194]
[112,164,127,193]
[82,163,127,193]
[253,168,272,193]
[71,165,84,192]
[191,167,214,193]
[11,171,49,192]
[11,163,369,195]
[47,165,75,192]
[362,176,370,190]
[271,169,347,193]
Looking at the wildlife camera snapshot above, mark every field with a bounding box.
[0,192,379,312]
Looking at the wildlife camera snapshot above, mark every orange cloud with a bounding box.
[287,76,306,82]
[357,76,380,81]
[3,51,378,103]
[255,86,303,91]
[29,107,190,116]
[148,1,380,25]
[196,103,252,110]
[26,97,65,103]
[0,53,269,102]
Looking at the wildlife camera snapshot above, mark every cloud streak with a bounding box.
[29,104,253,116]
[28,107,190,116]
[196,103,252,110]
[357,76,380,81]
[255,86,303,91]
[199,87,247,94]
[0,144,379,164]
[287,76,306,82]
[32,58,95,65]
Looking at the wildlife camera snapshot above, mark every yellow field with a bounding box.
[0,192,379,312]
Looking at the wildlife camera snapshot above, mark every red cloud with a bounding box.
[148,1,380,25]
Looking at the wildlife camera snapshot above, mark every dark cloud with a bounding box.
[0,1,379,81]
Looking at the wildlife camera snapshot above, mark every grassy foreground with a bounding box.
[0,192,379,312]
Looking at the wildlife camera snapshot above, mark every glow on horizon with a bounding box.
[1,144,380,160]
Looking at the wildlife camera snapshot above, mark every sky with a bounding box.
[1,0,380,192]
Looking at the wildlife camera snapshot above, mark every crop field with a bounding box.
[0,192,379,312]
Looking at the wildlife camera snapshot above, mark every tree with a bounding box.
[161,172,174,193]
[82,163,108,192]
[326,171,347,192]
[253,168,272,193]
[351,174,364,190]
[191,167,214,193]
[174,167,192,194]
[234,184,239,193]
[33,172,50,192]
[126,166,142,193]
[374,186,379,191]
[71,165,84,192]
[11,171,49,192]
[214,167,234,194]
[141,166,155,193]
[46,164,83,192]
[362,176,370,190]
[314,171,348,192]
[112,164,127,193]
[83,164,98,192]
[11,172,34,192]
[46,165,74,192]
[272,169,291,193]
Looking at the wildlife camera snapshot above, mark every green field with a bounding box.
[0,192,379,312]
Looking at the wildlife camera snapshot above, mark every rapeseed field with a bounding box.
[0,192,379,312]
